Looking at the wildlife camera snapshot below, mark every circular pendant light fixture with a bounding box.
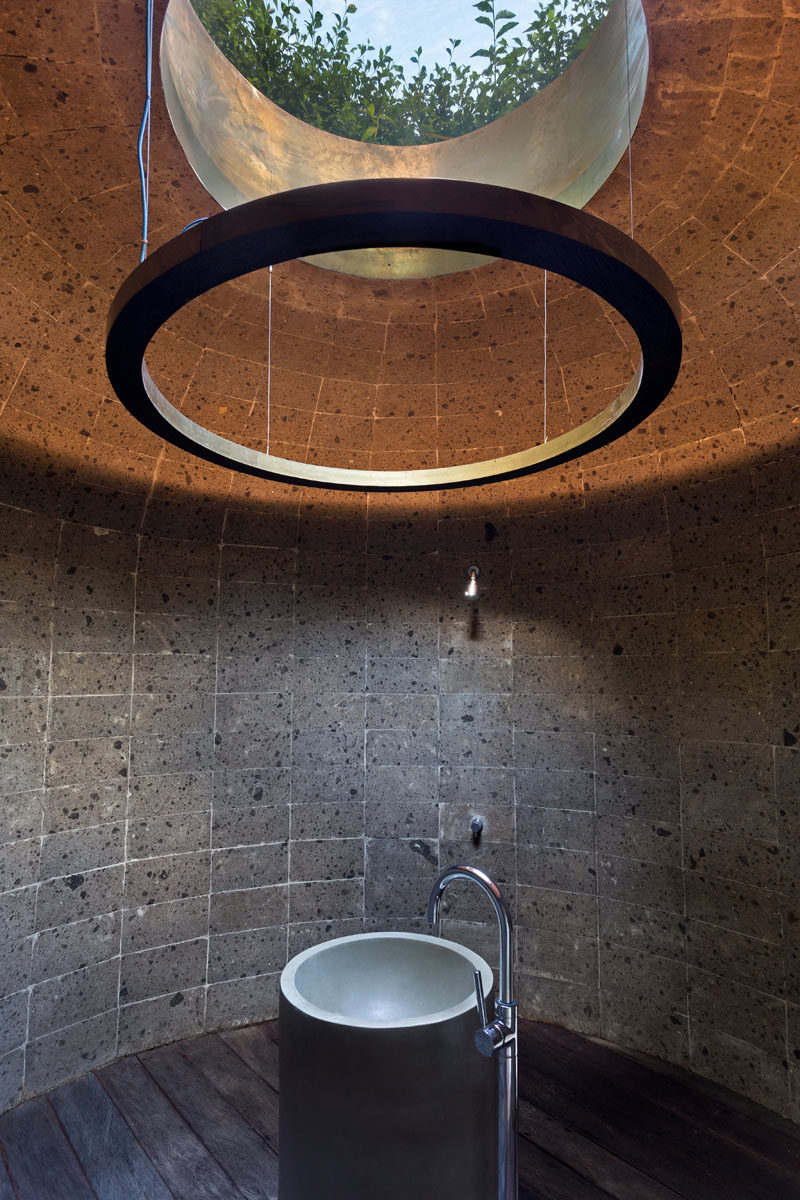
[106,177,682,492]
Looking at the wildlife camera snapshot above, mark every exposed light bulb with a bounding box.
[465,566,480,599]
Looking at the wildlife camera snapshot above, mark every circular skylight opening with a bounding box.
[192,0,613,146]
[161,0,647,276]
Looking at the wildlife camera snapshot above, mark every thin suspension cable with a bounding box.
[543,269,548,445]
[266,265,273,455]
[137,0,154,264]
[624,0,634,238]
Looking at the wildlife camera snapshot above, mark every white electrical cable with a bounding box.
[624,0,634,237]
[137,0,154,264]
[543,269,548,444]
[266,264,273,455]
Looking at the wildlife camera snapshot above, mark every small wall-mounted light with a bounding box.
[465,565,480,600]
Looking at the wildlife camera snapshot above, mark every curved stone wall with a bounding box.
[0,0,798,1121]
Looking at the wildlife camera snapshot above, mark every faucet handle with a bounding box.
[472,968,488,1028]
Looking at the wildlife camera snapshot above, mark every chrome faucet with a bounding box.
[427,865,518,1200]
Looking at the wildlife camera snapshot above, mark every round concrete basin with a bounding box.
[279,932,497,1200]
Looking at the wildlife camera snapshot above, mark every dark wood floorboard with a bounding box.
[98,1055,247,1200]
[0,1018,797,1199]
[0,1095,98,1200]
[0,1154,14,1200]
[49,1074,175,1200]
[139,1043,279,1200]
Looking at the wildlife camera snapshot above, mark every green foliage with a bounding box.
[194,0,610,146]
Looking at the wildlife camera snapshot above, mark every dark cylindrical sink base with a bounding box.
[278,934,497,1200]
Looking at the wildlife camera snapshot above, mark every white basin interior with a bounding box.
[281,932,493,1028]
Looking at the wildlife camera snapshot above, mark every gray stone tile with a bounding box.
[595,774,680,822]
[597,856,684,914]
[0,788,43,843]
[205,973,280,1029]
[118,987,205,1058]
[689,1023,790,1117]
[439,802,513,843]
[440,726,512,768]
[597,815,681,866]
[687,920,783,995]
[684,825,780,888]
[291,764,363,805]
[291,802,362,841]
[120,938,207,1006]
[40,822,125,880]
[689,968,786,1055]
[0,886,36,948]
[0,742,46,794]
[515,974,599,1036]
[599,898,686,959]
[366,729,438,767]
[517,886,597,937]
[37,865,124,930]
[134,612,218,655]
[51,652,132,696]
[0,838,40,890]
[287,917,363,957]
[367,694,439,729]
[24,1010,117,1096]
[30,958,120,1039]
[209,885,288,935]
[0,936,32,998]
[51,608,134,654]
[292,690,364,730]
[136,574,218,617]
[366,655,438,694]
[515,768,595,809]
[122,896,209,954]
[124,853,211,907]
[0,990,28,1056]
[130,731,213,775]
[0,698,48,745]
[132,653,215,694]
[511,693,592,733]
[211,843,288,893]
[129,772,212,819]
[290,838,363,882]
[43,781,127,835]
[221,545,295,584]
[46,736,129,788]
[212,805,290,848]
[132,693,215,737]
[518,846,596,894]
[208,926,285,983]
[213,767,291,810]
[0,1046,24,1113]
[685,872,782,942]
[293,728,363,769]
[289,878,363,923]
[518,808,594,852]
[129,812,211,860]
[0,647,50,697]
[517,929,598,987]
[601,994,690,1068]
[515,730,594,772]
[31,912,121,984]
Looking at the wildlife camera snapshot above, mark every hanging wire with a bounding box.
[266,265,273,455]
[542,269,548,444]
[624,0,634,238]
[137,0,155,264]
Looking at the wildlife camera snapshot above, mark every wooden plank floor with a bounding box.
[0,1019,798,1199]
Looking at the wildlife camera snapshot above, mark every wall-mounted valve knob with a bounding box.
[470,816,484,842]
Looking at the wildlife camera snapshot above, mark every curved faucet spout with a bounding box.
[427,864,514,1006]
